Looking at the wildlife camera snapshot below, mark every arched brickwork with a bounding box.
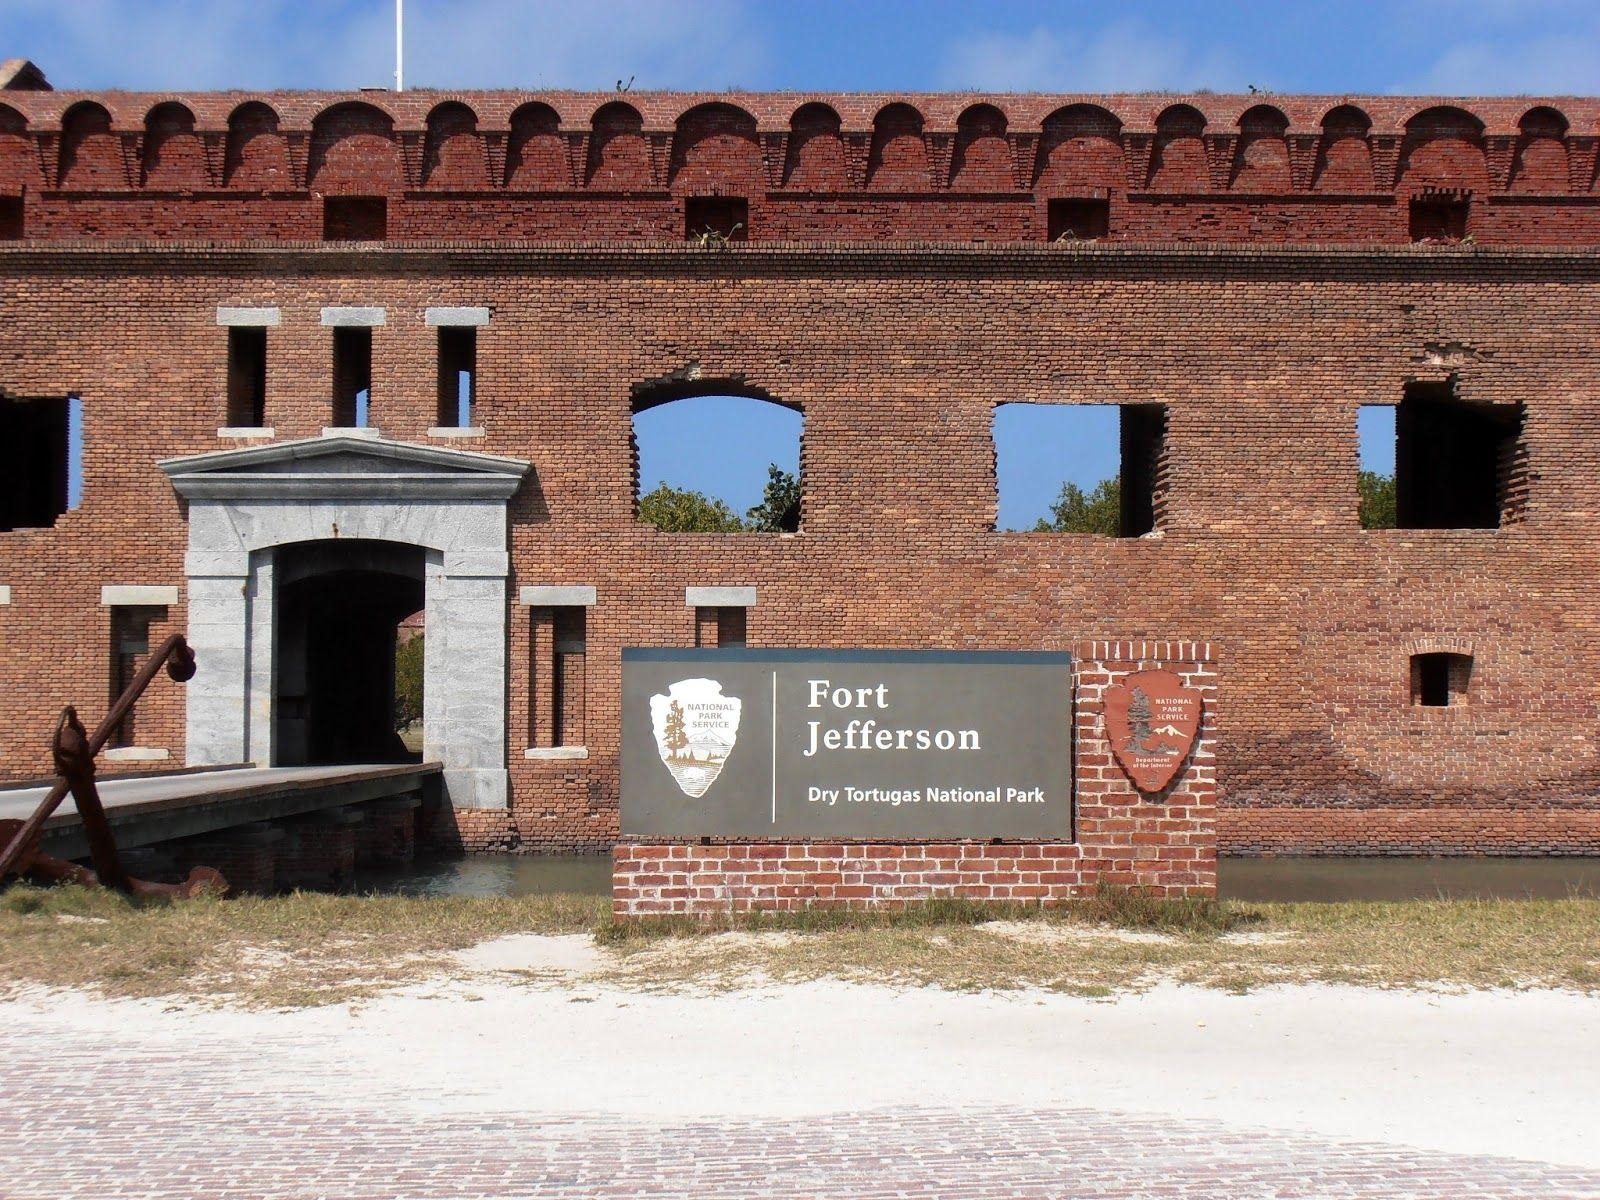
[1399,105,1488,192]
[950,103,1012,191]
[0,103,41,193]
[1231,104,1290,192]
[58,101,124,190]
[1,88,1599,244]
[783,103,845,189]
[1149,104,1208,191]
[224,102,290,190]
[422,102,488,190]
[1509,106,1569,194]
[866,103,929,192]
[307,102,401,194]
[506,102,567,189]
[1033,104,1123,193]
[142,102,207,190]
[670,103,761,193]
[1312,104,1373,192]
[586,101,650,189]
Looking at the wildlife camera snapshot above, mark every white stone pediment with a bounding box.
[159,435,530,501]
[169,432,525,810]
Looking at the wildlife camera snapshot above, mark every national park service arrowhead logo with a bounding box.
[1104,669,1202,795]
[650,678,742,798]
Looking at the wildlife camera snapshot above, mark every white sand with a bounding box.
[10,938,1600,1169]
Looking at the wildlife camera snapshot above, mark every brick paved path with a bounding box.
[5,1011,1600,1200]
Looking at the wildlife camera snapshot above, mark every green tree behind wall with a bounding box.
[1033,475,1122,535]
[1359,470,1397,529]
[394,632,424,732]
[639,466,800,533]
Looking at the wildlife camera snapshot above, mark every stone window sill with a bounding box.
[525,746,588,760]
[218,427,275,439]
[103,747,170,762]
[429,426,486,439]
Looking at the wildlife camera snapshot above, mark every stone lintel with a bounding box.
[519,585,597,607]
[320,306,386,327]
[425,306,491,326]
[0,585,10,605]
[100,585,180,607]
[102,747,170,762]
[216,306,281,326]
[686,585,757,607]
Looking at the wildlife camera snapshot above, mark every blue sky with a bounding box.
[6,1,1569,521]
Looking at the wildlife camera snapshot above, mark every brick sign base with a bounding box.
[614,641,1217,916]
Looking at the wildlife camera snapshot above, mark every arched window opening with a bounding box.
[993,402,1165,537]
[631,389,802,533]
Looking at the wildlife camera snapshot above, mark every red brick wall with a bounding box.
[3,240,1600,855]
[3,90,1600,247]
[614,641,1217,913]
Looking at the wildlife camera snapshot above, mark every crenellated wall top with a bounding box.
[0,89,1596,137]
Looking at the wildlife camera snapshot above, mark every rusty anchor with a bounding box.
[0,634,228,899]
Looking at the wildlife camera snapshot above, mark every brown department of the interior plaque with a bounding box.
[1103,669,1202,794]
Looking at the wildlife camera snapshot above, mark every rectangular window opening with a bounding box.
[1394,382,1523,530]
[0,195,22,240]
[436,327,476,428]
[1358,405,1397,529]
[110,605,165,748]
[552,608,586,747]
[1048,197,1109,241]
[993,402,1166,535]
[323,195,387,241]
[1410,193,1469,242]
[696,606,747,648]
[685,196,748,242]
[0,394,76,531]
[1411,652,1471,708]
[332,327,372,428]
[226,326,267,428]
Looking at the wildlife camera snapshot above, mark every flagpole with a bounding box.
[395,0,404,92]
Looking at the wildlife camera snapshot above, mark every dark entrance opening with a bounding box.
[274,539,425,766]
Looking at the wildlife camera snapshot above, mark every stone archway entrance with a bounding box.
[274,539,425,766]
[160,434,530,809]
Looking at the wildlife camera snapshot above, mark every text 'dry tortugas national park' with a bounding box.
[5,73,1600,914]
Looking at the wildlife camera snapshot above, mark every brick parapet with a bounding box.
[2,88,1598,247]
[614,644,1217,915]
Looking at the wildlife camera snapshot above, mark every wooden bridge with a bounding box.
[0,762,443,892]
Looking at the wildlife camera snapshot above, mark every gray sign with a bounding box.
[621,649,1074,839]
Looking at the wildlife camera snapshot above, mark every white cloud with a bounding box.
[1386,0,1600,94]
[5,0,772,92]
[1401,31,1600,95]
[937,20,1239,93]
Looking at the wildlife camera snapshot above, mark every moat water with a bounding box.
[355,853,1600,902]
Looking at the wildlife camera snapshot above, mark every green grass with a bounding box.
[2,882,1596,1008]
